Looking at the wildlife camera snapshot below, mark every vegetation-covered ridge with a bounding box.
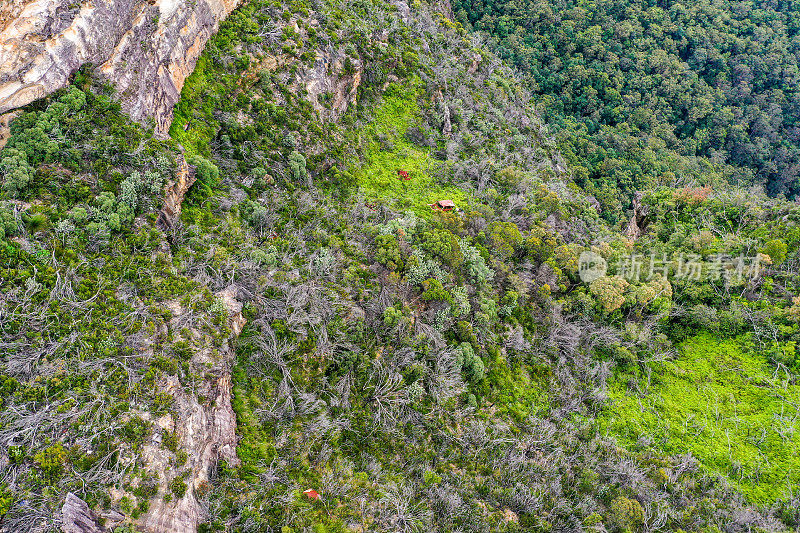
[1,0,800,532]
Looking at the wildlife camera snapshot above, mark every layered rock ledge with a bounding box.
[0,0,242,135]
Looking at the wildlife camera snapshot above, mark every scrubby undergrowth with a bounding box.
[1,0,800,532]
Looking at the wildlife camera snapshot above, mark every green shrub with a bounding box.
[288,150,308,183]
[240,200,270,231]
[485,221,522,260]
[375,234,403,270]
[590,276,629,313]
[187,155,220,200]
[170,476,188,498]
[456,342,485,383]
[119,170,164,214]
[383,305,403,327]
[420,229,463,269]
[34,443,67,481]
[762,239,787,265]
[461,240,493,285]
[0,206,18,239]
[608,496,644,531]
[421,278,451,302]
[0,148,33,197]
[68,206,89,224]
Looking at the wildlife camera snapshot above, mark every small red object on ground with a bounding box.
[303,489,320,500]
[397,169,409,179]
[429,200,456,211]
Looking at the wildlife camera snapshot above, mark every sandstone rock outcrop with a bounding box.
[626,191,651,240]
[138,285,243,533]
[0,111,19,150]
[157,155,197,231]
[253,24,363,122]
[61,493,105,533]
[0,0,242,136]
[302,48,363,121]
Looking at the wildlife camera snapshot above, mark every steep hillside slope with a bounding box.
[1,0,800,532]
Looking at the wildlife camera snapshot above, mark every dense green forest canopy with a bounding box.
[453,0,800,220]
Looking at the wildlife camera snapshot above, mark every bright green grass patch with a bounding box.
[169,55,219,158]
[601,334,800,505]
[485,355,551,421]
[352,82,467,216]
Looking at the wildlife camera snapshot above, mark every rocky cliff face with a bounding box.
[0,111,19,150]
[157,155,196,231]
[302,48,362,122]
[626,191,651,241]
[0,0,241,135]
[137,285,244,533]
